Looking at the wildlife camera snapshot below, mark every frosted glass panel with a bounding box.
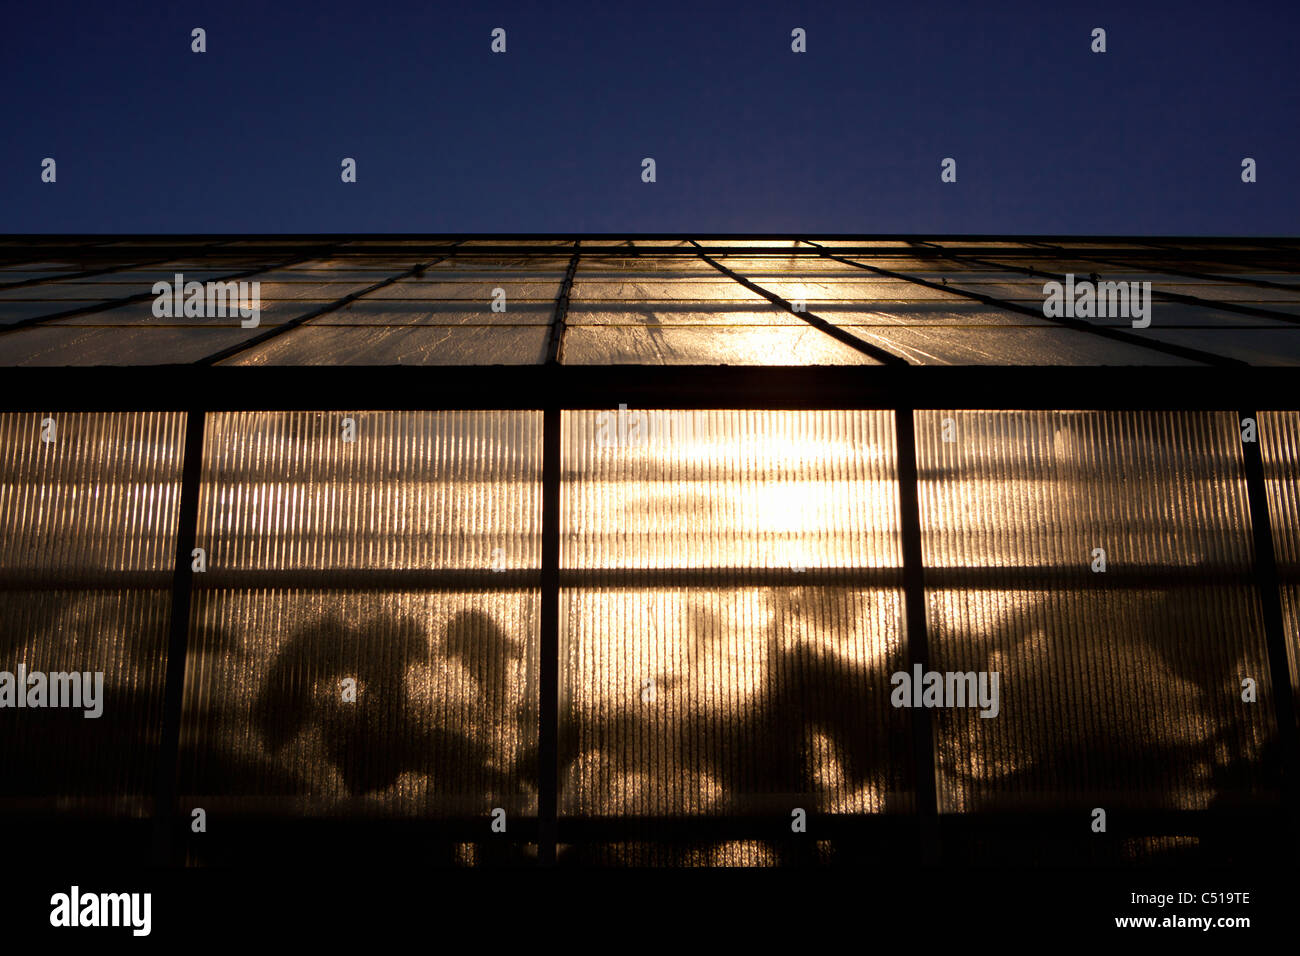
[915,410,1276,812]
[0,412,186,814]
[560,410,910,821]
[197,411,541,571]
[179,590,538,818]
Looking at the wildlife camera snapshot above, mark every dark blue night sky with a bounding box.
[3,0,1296,234]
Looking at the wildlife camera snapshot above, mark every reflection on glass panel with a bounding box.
[569,279,765,301]
[179,590,538,818]
[561,410,909,835]
[306,300,554,327]
[847,327,1198,366]
[198,411,540,570]
[23,326,271,365]
[369,280,563,301]
[563,324,880,365]
[916,411,1276,812]
[568,305,817,327]
[223,325,550,365]
[1137,328,1300,366]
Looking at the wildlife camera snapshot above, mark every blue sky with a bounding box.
[2,0,1296,234]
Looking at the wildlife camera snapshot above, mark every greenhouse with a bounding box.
[0,235,1297,868]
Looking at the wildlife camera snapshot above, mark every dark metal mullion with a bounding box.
[3,563,1270,592]
[1238,408,1300,844]
[546,241,582,364]
[538,402,560,865]
[12,366,1300,412]
[895,407,940,863]
[193,245,462,366]
[0,244,344,335]
[687,240,910,366]
[152,409,207,866]
[801,240,1243,367]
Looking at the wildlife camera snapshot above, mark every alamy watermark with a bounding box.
[152,273,261,328]
[50,886,150,936]
[891,665,1000,718]
[1042,273,1152,328]
[596,405,714,448]
[0,666,104,718]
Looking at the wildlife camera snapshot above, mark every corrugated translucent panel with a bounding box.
[0,412,184,812]
[0,590,171,812]
[917,411,1256,569]
[198,411,541,570]
[561,587,908,817]
[1282,584,1300,733]
[563,409,901,569]
[562,325,880,364]
[915,410,1276,812]
[0,411,187,576]
[1259,411,1300,710]
[1260,411,1300,566]
[181,412,542,817]
[179,590,538,817]
[559,840,827,866]
[223,326,549,364]
[560,410,909,817]
[927,587,1272,812]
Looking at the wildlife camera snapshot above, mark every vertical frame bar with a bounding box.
[894,407,940,862]
[539,404,561,864]
[152,408,206,865]
[1238,407,1300,847]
